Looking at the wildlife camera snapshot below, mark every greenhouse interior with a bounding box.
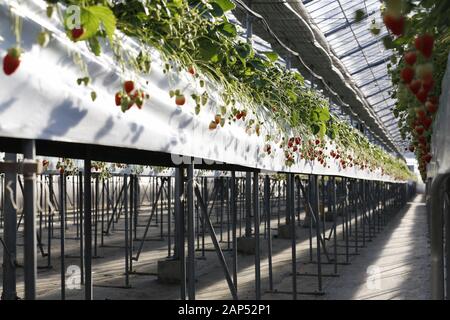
[0,0,449,303]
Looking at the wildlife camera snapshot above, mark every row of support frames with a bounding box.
[1,141,415,300]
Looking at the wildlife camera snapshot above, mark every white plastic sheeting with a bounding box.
[0,0,404,182]
[428,52,450,179]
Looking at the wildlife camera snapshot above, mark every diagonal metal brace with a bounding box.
[194,183,238,300]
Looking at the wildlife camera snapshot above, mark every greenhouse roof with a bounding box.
[303,0,404,150]
[232,0,405,157]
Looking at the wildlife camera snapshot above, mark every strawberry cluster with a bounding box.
[382,0,437,180]
[231,109,247,121]
[115,80,148,112]
[209,114,224,130]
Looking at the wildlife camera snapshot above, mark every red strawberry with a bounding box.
[124,81,134,94]
[383,13,404,36]
[400,67,414,83]
[428,96,438,104]
[415,125,425,136]
[409,80,421,94]
[422,117,432,129]
[416,63,433,82]
[426,101,438,114]
[3,48,21,75]
[188,66,196,75]
[415,107,426,119]
[422,79,434,94]
[315,139,320,145]
[175,94,185,106]
[404,51,417,65]
[209,121,217,130]
[71,27,84,40]
[415,34,434,58]
[295,137,301,145]
[415,89,428,103]
[115,92,122,106]
[288,140,294,148]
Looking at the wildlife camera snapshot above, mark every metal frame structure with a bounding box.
[0,0,418,301]
[0,139,415,300]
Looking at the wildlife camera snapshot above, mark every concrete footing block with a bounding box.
[157,259,197,284]
[277,223,305,238]
[237,236,256,255]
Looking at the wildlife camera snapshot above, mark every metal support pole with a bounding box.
[288,174,297,300]
[84,159,93,300]
[264,175,273,292]
[1,153,17,300]
[175,167,186,300]
[231,171,238,291]
[23,140,37,300]
[187,164,195,300]
[312,175,322,292]
[60,173,66,300]
[253,171,261,300]
[245,172,252,237]
[331,177,338,274]
[124,174,130,287]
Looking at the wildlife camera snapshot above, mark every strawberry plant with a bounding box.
[1,0,414,181]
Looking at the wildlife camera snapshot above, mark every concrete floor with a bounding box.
[0,194,431,300]
[318,194,431,300]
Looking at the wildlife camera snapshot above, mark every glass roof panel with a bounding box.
[304,0,404,152]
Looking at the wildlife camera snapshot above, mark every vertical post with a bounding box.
[84,159,93,300]
[175,167,186,300]
[312,175,322,293]
[264,175,273,292]
[23,140,37,300]
[245,172,252,237]
[47,175,53,269]
[187,164,195,300]
[253,171,261,300]
[78,172,84,285]
[124,174,130,287]
[167,177,172,257]
[231,171,238,291]
[2,153,17,300]
[331,177,338,274]
[288,174,297,300]
[60,172,66,300]
[246,0,253,45]
[362,180,366,247]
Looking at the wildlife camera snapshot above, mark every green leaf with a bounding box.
[210,0,235,12]
[209,3,224,17]
[67,6,116,43]
[354,9,365,23]
[311,124,320,135]
[87,37,101,56]
[318,108,330,121]
[85,6,116,43]
[197,37,220,62]
[217,22,237,37]
[235,43,252,59]
[261,51,279,63]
